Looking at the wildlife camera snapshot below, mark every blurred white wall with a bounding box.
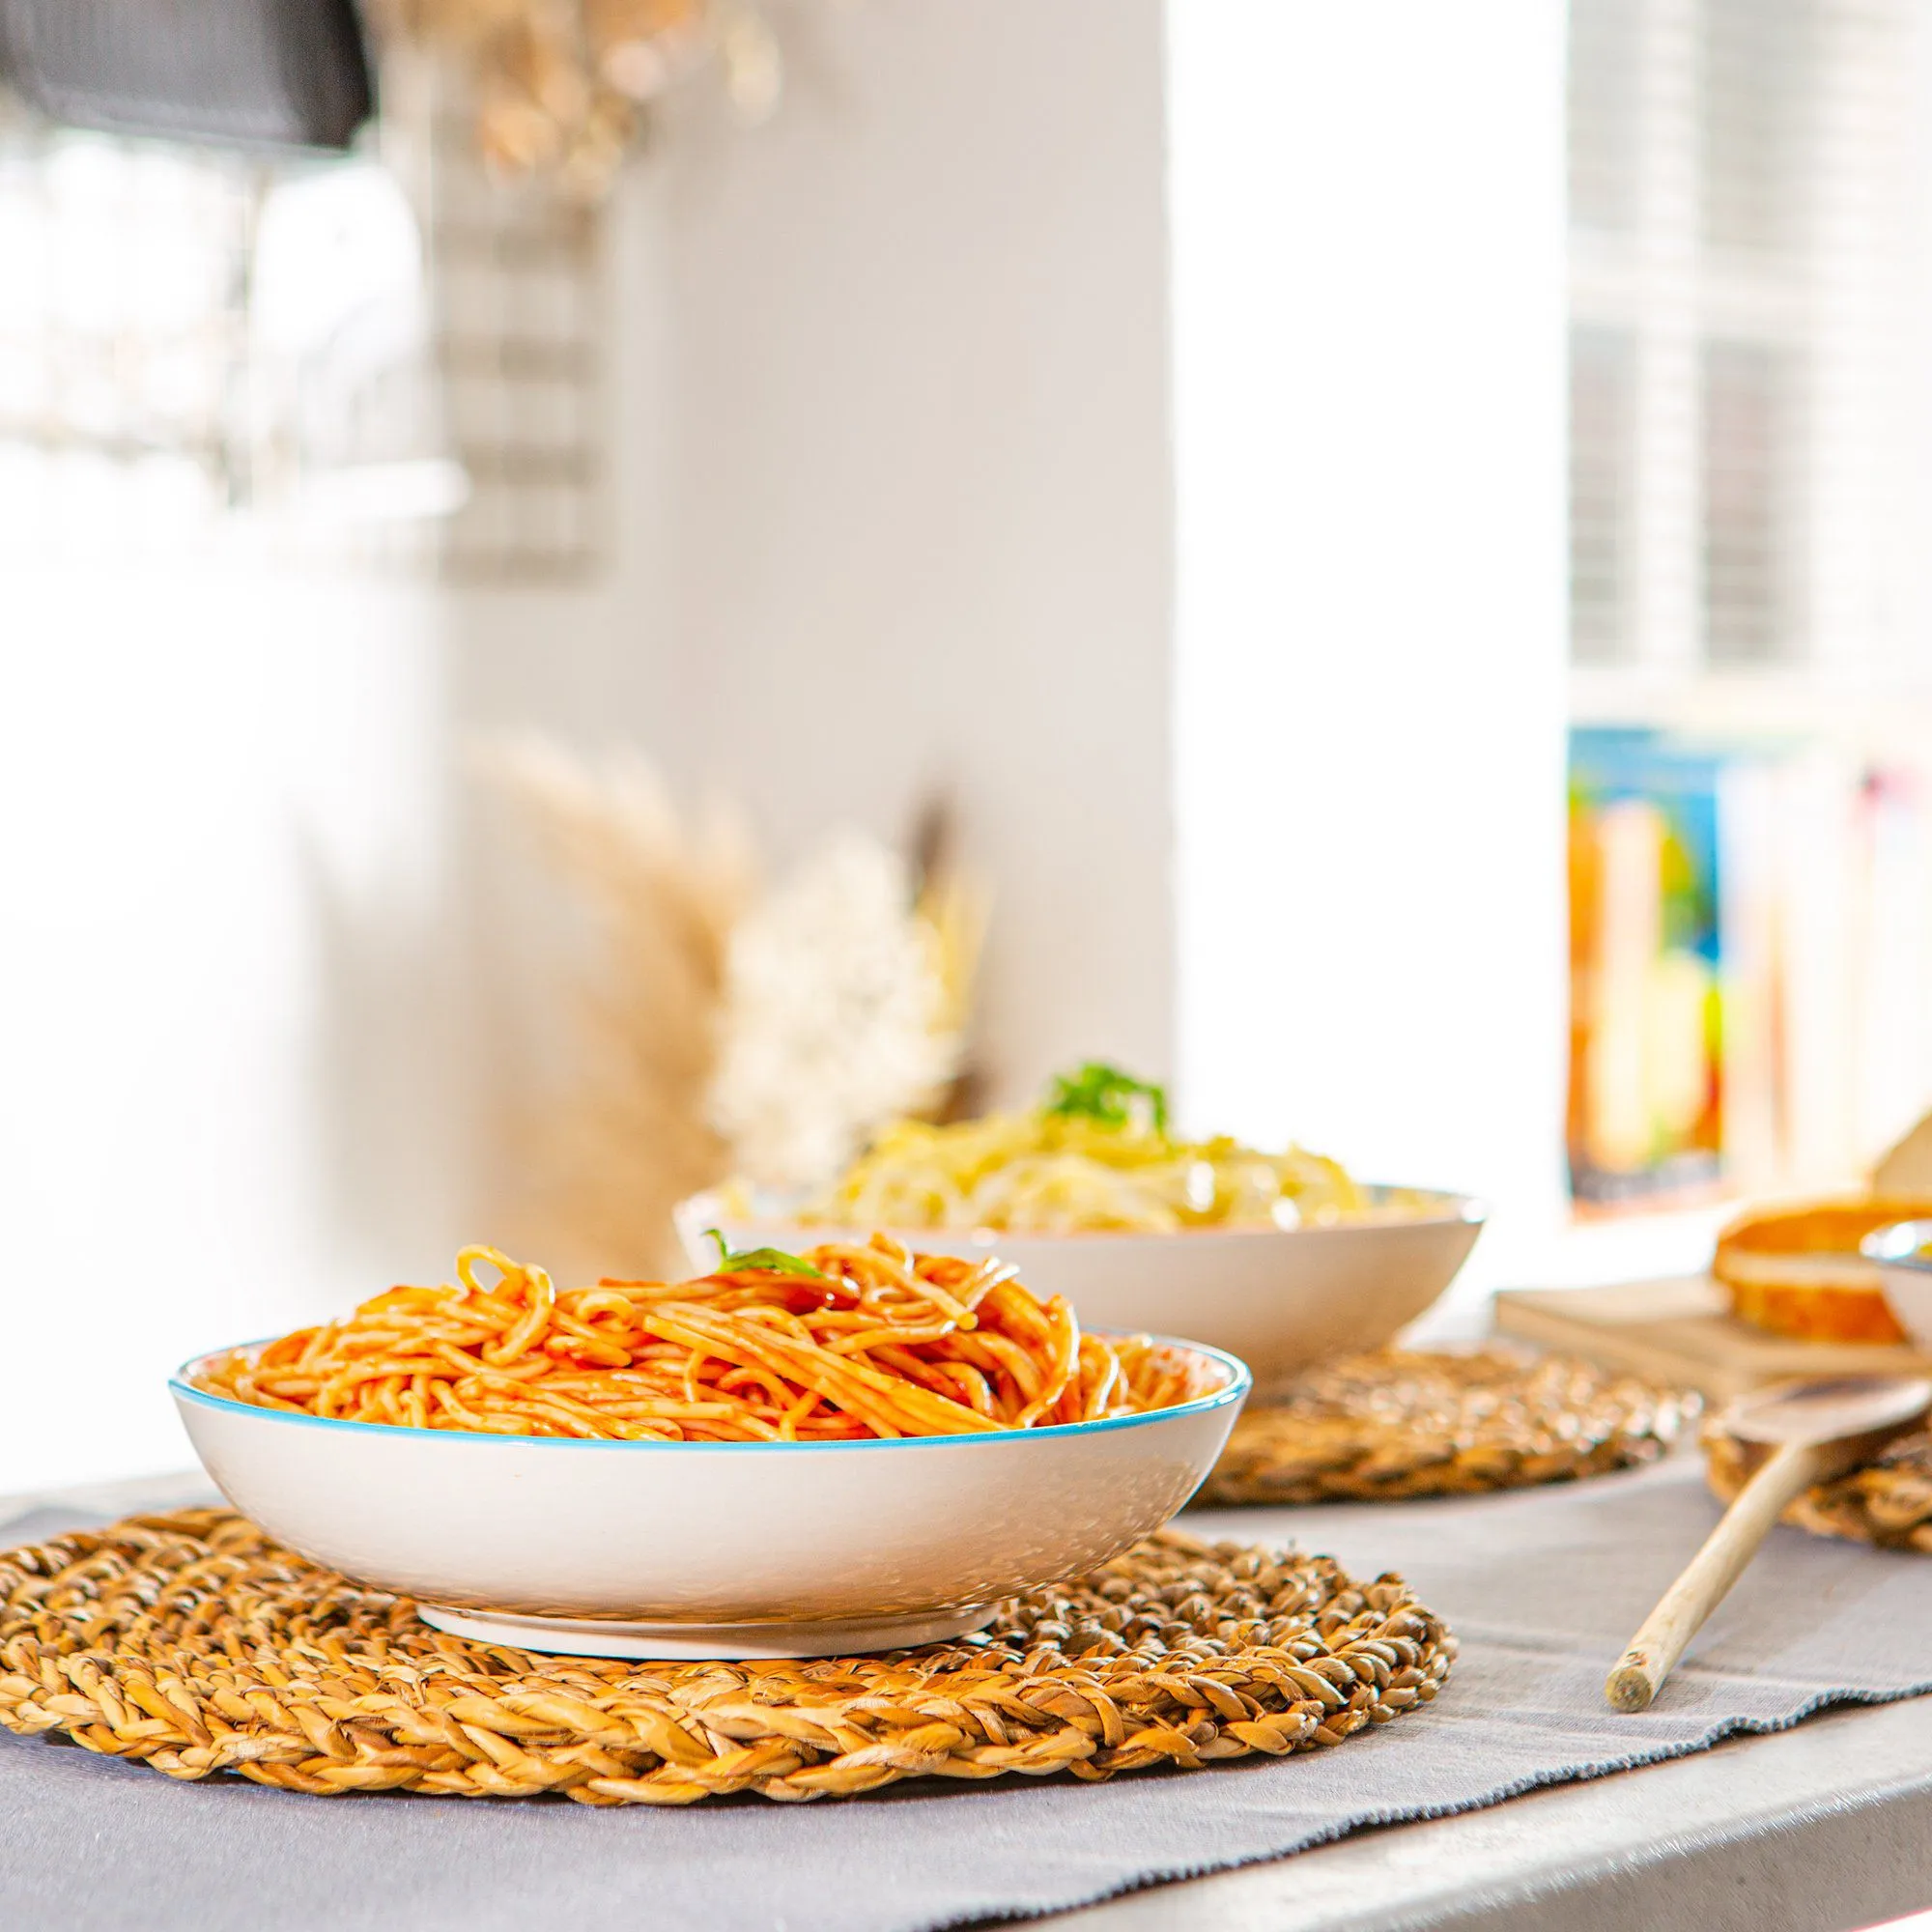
[0,553,649,1491]
[0,557,459,1486]
[638,0,1179,1101]
[1167,0,1572,1311]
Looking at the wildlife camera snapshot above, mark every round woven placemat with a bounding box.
[1199,1349,1700,1507]
[0,1511,1453,1805]
[1705,1424,1932,1553]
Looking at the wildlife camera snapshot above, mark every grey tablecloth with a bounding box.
[3,1459,1929,1932]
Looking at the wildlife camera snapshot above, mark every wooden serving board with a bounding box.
[1492,1276,1932,1403]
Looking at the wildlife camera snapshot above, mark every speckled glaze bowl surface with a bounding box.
[678,1189,1485,1398]
[169,1337,1248,1660]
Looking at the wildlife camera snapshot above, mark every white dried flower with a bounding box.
[708,834,961,1190]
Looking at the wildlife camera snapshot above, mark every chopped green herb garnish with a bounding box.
[1041,1062,1170,1135]
[703,1229,827,1280]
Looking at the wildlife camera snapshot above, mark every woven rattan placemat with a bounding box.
[1705,1425,1932,1552]
[0,1511,1453,1805]
[1200,1349,1700,1507]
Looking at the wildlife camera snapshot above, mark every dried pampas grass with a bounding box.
[479,738,754,1277]
[706,837,962,1192]
[481,739,984,1271]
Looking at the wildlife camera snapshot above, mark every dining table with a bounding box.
[3,1456,1929,1932]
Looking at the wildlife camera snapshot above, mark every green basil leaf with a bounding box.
[1041,1062,1170,1134]
[703,1229,827,1280]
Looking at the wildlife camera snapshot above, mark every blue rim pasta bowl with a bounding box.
[169,1336,1249,1661]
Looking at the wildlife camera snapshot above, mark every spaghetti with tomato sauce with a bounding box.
[194,1236,1214,1443]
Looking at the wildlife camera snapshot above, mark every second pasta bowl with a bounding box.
[685,1192,1485,1395]
[170,1344,1246,1660]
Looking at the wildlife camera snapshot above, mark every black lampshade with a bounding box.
[0,0,374,152]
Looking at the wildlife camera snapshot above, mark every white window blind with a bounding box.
[1568,0,1914,673]
[0,125,255,548]
[0,58,608,582]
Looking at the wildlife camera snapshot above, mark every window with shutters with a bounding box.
[1567,0,1915,677]
[0,58,607,582]
[0,122,258,546]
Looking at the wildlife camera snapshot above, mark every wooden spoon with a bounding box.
[1605,1374,1932,1713]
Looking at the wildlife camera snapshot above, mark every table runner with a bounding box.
[3,1458,1929,1932]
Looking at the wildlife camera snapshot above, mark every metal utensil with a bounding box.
[1605,1374,1932,1713]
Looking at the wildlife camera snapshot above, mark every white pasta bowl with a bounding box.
[1860,1220,1932,1350]
[169,1337,1247,1662]
[678,1189,1485,1398]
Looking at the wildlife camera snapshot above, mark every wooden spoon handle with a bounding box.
[1605,1439,1827,1713]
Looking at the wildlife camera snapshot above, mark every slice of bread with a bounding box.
[1874,1112,1932,1196]
[1713,1199,1932,1346]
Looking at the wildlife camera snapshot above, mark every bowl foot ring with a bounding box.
[417,1601,996,1659]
